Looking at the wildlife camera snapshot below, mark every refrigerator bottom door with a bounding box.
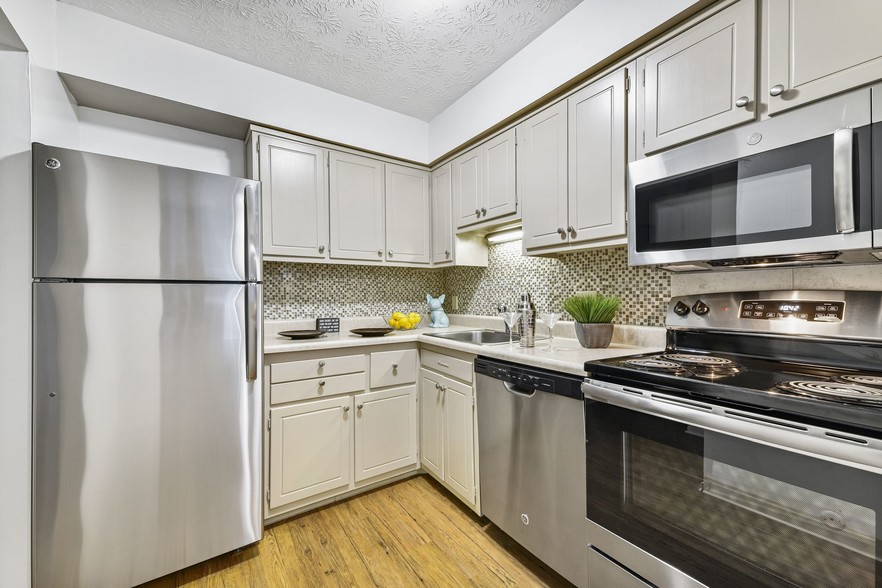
[33,282,263,588]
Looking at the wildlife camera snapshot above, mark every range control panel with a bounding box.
[738,300,845,322]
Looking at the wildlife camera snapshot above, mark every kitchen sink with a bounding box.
[424,329,518,345]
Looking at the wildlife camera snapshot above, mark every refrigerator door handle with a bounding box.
[246,283,260,381]
[244,183,262,282]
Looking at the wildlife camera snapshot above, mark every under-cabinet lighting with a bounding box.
[485,228,523,244]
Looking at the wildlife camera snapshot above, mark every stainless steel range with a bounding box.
[582,290,882,588]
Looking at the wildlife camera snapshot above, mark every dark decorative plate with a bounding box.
[350,328,394,337]
[278,329,327,339]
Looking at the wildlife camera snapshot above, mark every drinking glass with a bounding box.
[540,312,561,351]
[499,311,519,348]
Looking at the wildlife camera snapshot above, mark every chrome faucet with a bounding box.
[496,303,510,333]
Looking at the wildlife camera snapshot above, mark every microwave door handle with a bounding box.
[832,128,855,234]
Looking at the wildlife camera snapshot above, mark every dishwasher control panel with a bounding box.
[474,357,584,400]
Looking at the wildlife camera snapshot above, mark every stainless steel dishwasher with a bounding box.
[475,357,588,588]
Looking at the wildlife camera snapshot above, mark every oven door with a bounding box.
[583,380,882,588]
[628,89,873,268]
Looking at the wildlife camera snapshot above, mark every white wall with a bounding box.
[0,47,32,588]
[428,0,697,160]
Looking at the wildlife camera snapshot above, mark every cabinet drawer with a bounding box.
[370,349,418,388]
[420,348,473,383]
[271,372,365,405]
[271,354,364,383]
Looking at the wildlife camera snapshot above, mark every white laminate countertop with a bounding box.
[265,317,665,377]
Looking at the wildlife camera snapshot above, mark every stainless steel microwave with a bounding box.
[628,88,877,271]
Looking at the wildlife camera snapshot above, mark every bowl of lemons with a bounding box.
[387,311,422,330]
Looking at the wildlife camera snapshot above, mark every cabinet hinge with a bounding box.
[625,76,631,92]
[266,489,270,504]
[642,131,645,148]
[256,139,259,153]
[641,68,645,87]
[267,417,271,431]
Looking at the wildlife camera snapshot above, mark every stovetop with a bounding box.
[584,290,882,437]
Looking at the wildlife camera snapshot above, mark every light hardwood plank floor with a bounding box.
[139,475,574,587]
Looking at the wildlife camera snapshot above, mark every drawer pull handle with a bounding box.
[318,360,326,367]
[318,380,326,386]
[437,361,450,368]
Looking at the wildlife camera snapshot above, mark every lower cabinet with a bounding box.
[265,345,419,519]
[419,347,480,513]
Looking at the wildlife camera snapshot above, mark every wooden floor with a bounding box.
[140,475,573,587]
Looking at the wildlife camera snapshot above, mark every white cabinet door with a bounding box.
[483,128,517,221]
[258,136,328,259]
[431,163,454,264]
[567,69,627,244]
[643,0,756,153]
[519,101,569,250]
[453,147,483,229]
[767,0,882,114]
[353,386,417,483]
[385,164,431,265]
[269,396,351,509]
[419,368,445,480]
[329,151,385,262]
[443,377,475,505]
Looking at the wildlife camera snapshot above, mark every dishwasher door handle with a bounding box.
[503,380,536,397]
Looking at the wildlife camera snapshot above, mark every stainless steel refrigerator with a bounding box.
[32,143,263,587]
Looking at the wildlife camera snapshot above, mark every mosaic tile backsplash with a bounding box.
[264,242,672,327]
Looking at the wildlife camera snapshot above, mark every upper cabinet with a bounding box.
[641,0,756,154]
[431,164,453,264]
[520,69,627,253]
[256,136,328,259]
[385,164,431,265]
[329,151,386,263]
[766,0,882,114]
[453,128,518,230]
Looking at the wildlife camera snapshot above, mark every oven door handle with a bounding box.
[832,127,855,234]
[583,380,882,474]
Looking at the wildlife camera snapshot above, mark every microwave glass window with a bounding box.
[735,165,812,234]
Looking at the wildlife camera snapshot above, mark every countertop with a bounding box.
[265,317,664,377]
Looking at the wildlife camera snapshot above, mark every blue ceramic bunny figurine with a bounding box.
[427,294,449,328]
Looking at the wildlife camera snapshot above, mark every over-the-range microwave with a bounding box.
[628,87,881,271]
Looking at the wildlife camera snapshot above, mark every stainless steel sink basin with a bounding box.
[424,329,517,345]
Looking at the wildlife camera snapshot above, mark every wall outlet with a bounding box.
[451,294,459,311]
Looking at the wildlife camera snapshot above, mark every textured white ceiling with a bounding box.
[58,0,583,121]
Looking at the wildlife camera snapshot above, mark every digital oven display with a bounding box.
[738,300,844,322]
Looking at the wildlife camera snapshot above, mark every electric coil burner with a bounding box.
[775,380,882,406]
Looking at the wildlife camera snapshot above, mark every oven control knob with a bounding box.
[673,301,691,316]
[692,300,710,316]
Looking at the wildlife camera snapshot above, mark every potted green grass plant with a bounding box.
[562,293,621,348]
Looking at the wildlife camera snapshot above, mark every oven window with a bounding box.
[628,433,875,587]
[586,401,882,587]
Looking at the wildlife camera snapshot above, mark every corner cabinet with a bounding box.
[766,0,882,115]
[520,68,628,254]
[418,347,480,513]
[431,163,489,267]
[640,0,756,154]
[265,346,419,520]
[453,128,518,231]
[254,136,328,260]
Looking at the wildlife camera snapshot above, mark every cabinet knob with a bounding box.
[356,403,364,410]
[388,250,394,257]
[734,96,749,108]
[392,363,398,370]
[318,244,325,253]
[434,382,441,390]
[481,207,487,216]
[557,227,566,239]
[567,225,576,236]
[343,405,350,413]
[318,380,326,387]
[445,250,450,258]
[318,360,326,367]
[770,84,785,97]
[377,249,383,256]
[475,209,481,217]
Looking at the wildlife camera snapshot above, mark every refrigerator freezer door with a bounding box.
[33,282,263,588]
[33,143,261,282]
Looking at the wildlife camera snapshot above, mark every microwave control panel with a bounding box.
[738,300,844,322]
